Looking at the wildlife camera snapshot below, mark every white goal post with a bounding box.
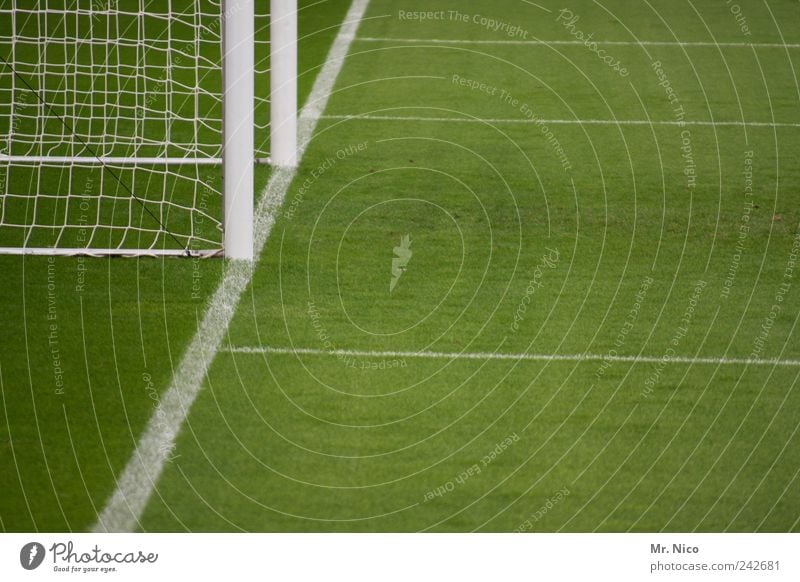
[270,0,297,168]
[0,0,298,261]
[223,0,254,260]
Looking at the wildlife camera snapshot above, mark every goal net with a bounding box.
[0,0,273,258]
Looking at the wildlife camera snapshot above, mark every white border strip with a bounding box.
[356,36,800,49]
[225,345,800,368]
[93,0,372,533]
[321,114,800,128]
[0,155,273,166]
[0,247,221,257]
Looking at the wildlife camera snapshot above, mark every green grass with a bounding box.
[0,0,353,530]
[2,0,800,532]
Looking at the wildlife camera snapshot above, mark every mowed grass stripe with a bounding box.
[134,0,800,532]
[224,346,800,368]
[327,39,800,126]
[92,0,373,533]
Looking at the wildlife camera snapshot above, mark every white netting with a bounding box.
[0,0,226,253]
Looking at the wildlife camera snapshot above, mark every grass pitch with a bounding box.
[2,0,800,532]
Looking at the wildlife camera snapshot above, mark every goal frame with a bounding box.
[0,0,298,261]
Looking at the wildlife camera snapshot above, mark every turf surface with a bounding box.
[2,0,800,532]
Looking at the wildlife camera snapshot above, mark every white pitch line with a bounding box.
[321,114,800,128]
[356,36,800,49]
[93,0,372,533]
[224,345,800,368]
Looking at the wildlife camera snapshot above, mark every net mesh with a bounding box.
[0,0,229,252]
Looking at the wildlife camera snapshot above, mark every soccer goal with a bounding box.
[0,0,297,260]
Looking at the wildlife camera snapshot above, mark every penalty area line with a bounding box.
[92,0,373,533]
[321,114,800,128]
[224,345,800,368]
[356,36,800,49]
